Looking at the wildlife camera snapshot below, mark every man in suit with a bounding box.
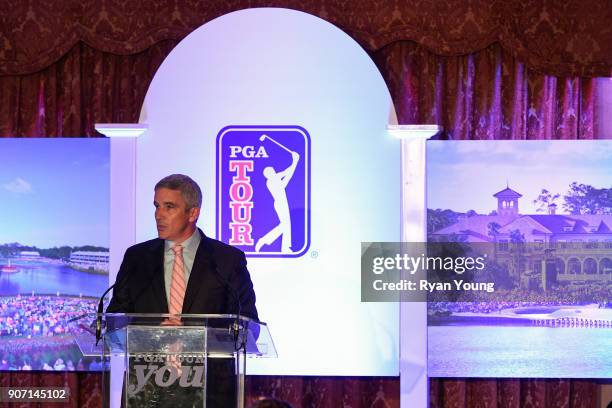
[107,174,258,407]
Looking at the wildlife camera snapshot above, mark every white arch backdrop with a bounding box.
[104,7,428,407]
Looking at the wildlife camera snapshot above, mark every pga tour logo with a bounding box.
[216,126,310,257]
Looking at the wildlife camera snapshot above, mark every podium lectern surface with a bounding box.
[74,313,276,408]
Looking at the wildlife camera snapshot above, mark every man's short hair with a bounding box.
[155,174,202,210]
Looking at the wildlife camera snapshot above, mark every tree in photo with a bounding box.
[508,229,526,282]
[533,188,560,213]
[563,182,612,215]
[427,209,462,235]
[487,221,501,260]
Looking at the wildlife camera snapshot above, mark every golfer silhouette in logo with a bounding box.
[255,134,300,253]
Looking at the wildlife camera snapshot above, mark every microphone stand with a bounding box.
[95,283,116,345]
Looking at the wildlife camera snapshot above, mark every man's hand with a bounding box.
[161,318,183,326]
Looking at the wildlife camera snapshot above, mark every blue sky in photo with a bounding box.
[0,139,110,248]
[427,140,612,215]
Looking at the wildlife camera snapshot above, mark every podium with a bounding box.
[76,313,276,408]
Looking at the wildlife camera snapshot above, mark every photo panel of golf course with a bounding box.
[427,140,612,378]
[0,138,109,371]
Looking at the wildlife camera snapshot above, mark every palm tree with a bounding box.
[533,188,560,213]
[487,221,501,260]
[509,229,526,282]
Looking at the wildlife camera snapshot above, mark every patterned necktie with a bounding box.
[169,244,186,316]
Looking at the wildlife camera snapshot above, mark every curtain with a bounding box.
[0,41,177,137]
[373,41,597,140]
[246,376,399,407]
[0,372,101,408]
[429,378,601,408]
[1,1,611,77]
[0,41,599,139]
[0,374,603,407]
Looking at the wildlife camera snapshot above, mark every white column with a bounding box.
[95,123,147,408]
[388,125,440,408]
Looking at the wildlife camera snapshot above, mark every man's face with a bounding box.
[154,188,200,243]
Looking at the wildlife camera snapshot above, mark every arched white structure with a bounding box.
[106,7,428,407]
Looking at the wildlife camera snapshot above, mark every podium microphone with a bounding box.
[95,283,116,346]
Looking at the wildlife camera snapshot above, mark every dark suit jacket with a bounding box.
[107,229,257,320]
[106,229,257,406]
